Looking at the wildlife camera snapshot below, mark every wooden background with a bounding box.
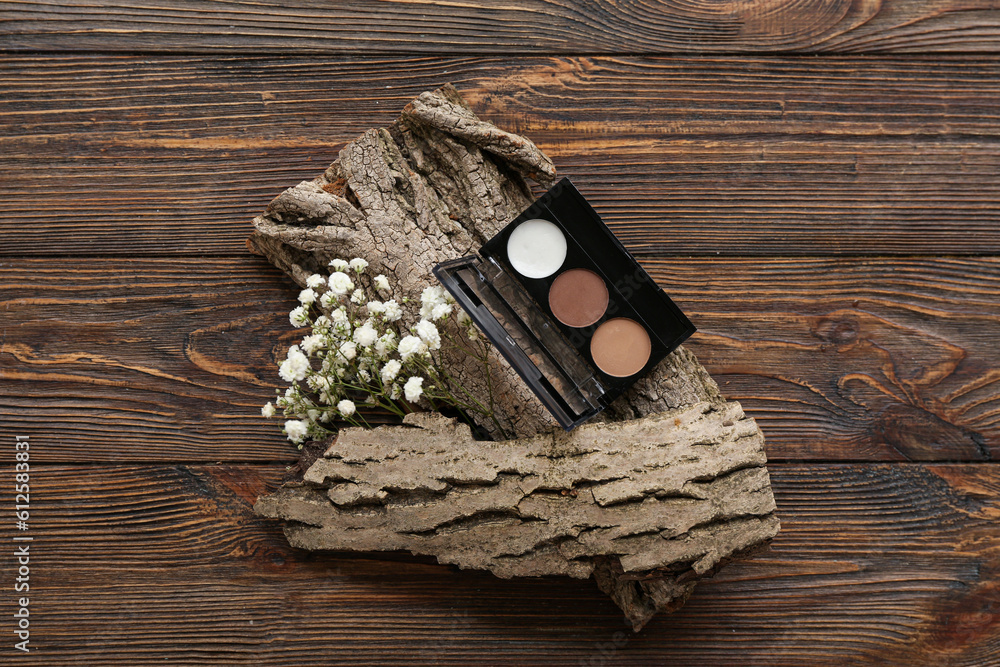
[2,1,999,664]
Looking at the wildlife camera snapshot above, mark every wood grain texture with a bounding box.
[1,463,995,665]
[3,0,1000,54]
[0,257,299,461]
[2,27,997,660]
[665,256,1000,463]
[3,56,1000,256]
[2,256,997,463]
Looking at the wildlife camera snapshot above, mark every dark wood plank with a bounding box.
[2,257,997,462]
[2,463,996,665]
[0,257,298,462]
[4,56,1000,256]
[665,256,1000,463]
[3,0,1000,54]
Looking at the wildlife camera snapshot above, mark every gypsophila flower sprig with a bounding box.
[262,257,505,446]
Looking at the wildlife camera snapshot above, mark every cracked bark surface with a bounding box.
[255,404,778,630]
[249,84,778,630]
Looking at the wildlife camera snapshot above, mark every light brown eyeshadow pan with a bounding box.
[548,268,609,328]
[589,318,652,377]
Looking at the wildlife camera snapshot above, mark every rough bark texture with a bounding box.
[249,84,778,630]
[255,403,778,629]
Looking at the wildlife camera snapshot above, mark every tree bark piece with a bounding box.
[249,84,558,439]
[255,403,778,630]
[249,83,778,629]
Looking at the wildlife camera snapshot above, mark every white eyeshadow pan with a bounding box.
[505,218,567,279]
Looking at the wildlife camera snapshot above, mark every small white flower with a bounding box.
[284,419,309,443]
[458,310,472,327]
[337,399,356,417]
[350,288,365,305]
[419,287,444,319]
[279,345,310,382]
[306,274,326,290]
[421,285,446,306]
[301,334,325,355]
[403,376,424,403]
[327,271,355,296]
[374,275,391,292]
[307,374,330,392]
[289,305,309,327]
[381,359,401,384]
[353,322,378,348]
[349,258,368,273]
[382,299,402,322]
[358,369,371,381]
[261,402,275,418]
[329,258,349,272]
[415,319,441,350]
[298,288,317,305]
[338,341,357,361]
[374,331,396,356]
[367,300,385,316]
[320,291,338,309]
[389,383,402,400]
[312,315,331,332]
[330,308,349,329]
[398,335,428,361]
[431,302,452,320]
[276,360,297,384]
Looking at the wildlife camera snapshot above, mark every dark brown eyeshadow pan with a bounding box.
[548,268,609,328]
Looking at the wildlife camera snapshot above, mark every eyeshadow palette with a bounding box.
[433,178,695,430]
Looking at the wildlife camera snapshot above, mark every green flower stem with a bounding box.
[367,366,408,417]
[411,353,508,439]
